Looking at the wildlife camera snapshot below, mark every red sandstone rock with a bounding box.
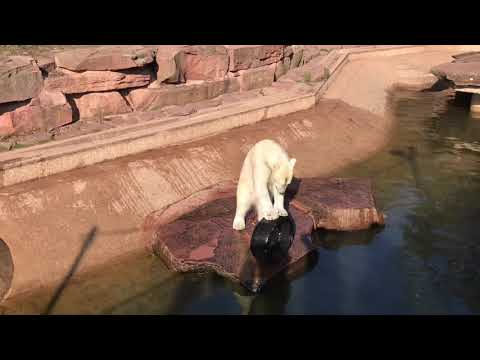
[274,57,291,80]
[236,66,275,91]
[35,56,56,73]
[226,45,285,72]
[181,45,229,81]
[0,90,72,135]
[290,45,304,69]
[280,55,329,84]
[284,46,294,59]
[45,68,152,94]
[71,91,132,119]
[0,56,43,104]
[431,61,480,87]
[0,112,14,136]
[155,45,186,83]
[127,78,240,111]
[54,46,155,71]
[291,178,385,231]
[302,45,335,64]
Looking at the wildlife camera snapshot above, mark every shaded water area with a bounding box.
[2,88,480,314]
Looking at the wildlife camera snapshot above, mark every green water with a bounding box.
[3,88,480,315]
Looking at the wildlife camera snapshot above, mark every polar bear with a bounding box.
[233,139,296,231]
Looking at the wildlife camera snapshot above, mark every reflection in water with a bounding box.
[312,228,382,251]
[4,88,480,314]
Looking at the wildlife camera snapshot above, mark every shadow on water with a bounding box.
[246,249,319,315]
[312,227,383,251]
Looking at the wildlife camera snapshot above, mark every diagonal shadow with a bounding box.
[43,226,98,315]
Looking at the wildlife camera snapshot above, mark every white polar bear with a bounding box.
[233,139,296,231]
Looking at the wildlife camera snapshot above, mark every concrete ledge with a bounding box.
[3,44,479,189]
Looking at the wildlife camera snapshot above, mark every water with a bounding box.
[3,89,480,315]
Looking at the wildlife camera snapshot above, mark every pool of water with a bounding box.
[3,88,480,315]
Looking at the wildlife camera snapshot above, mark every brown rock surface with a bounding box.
[0,113,14,136]
[0,89,72,135]
[227,45,285,72]
[0,56,43,104]
[182,45,229,81]
[35,56,56,73]
[127,78,240,111]
[290,45,304,69]
[155,45,186,83]
[283,56,330,84]
[71,91,132,120]
[45,68,152,94]
[54,46,155,71]
[431,61,480,87]
[291,178,385,231]
[236,66,275,91]
[144,177,384,292]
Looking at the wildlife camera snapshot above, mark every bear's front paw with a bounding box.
[233,217,246,231]
[275,207,288,217]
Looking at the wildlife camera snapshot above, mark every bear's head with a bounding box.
[272,158,296,195]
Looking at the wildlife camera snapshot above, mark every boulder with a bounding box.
[155,45,186,83]
[291,178,385,231]
[301,46,332,64]
[290,45,304,69]
[0,112,14,137]
[181,45,229,81]
[431,61,480,87]
[45,68,152,94]
[0,90,72,135]
[35,56,56,74]
[274,56,291,81]
[284,46,294,59]
[54,46,155,71]
[280,55,330,84]
[236,66,275,91]
[0,56,43,104]
[226,45,285,72]
[70,91,132,120]
[127,78,240,112]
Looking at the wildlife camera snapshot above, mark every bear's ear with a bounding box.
[289,158,296,170]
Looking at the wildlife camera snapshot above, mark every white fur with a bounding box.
[233,139,296,230]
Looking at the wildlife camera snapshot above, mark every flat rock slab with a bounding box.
[0,56,43,104]
[431,61,480,87]
[55,46,155,71]
[144,177,384,293]
[292,177,385,231]
[45,68,152,94]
